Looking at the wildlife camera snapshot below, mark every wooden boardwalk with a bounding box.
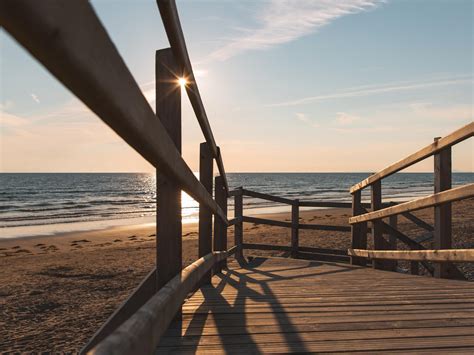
[157,257,474,354]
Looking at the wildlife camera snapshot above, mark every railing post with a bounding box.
[371,181,394,270]
[388,215,398,272]
[214,173,227,273]
[156,48,182,294]
[291,199,299,258]
[351,190,367,266]
[434,137,452,278]
[199,142,213,284]
[234,187,244,260]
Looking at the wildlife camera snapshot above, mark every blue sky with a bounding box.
[1,0,472,172]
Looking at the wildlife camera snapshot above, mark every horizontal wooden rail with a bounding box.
[298,201,352,208]
[242,216,292,228]
[350,122,474,193]
[299,224,351,232]
[348,249,474,263]
[349,184,474,224]
[89,251,228,355]
[156,0,229,194]
[241,189,294,205]
[227,217,241,226]
[0,1,227,224]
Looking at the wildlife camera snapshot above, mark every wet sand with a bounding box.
[1,199,473,352]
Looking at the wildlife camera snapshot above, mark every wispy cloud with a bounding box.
[203,0,383,63]
[30,93,40,103]
[268,76,473,107]
[335,112,359,125]
[295,112,319,128]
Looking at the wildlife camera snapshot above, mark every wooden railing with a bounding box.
[229,188,375,263]
[0,1,233,354]
[348,122,474,279]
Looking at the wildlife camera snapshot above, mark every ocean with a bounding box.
[1,172,472,238]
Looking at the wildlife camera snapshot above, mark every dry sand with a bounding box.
[1,199,473,352]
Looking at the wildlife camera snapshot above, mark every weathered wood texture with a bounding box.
[156,48,182,291]
[199,143,214,285]
[234,189,244,260]
[0,1,227,222]
[348,249,474,263]
[89,252,228,355]
[351,190,367,266]
[214,175,227,272]
[349,184,474,224]
[371,181,393,271]
[434,141,453,278]
[350,122,474,193]
[291,200,299,257]
[157,257,474,354]
[156,0,229,194]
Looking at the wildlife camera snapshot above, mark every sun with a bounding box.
[178,77,187,87]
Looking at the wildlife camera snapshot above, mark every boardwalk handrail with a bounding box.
[349,184,474,224]
[349,123,474,279]
[350,122,474,193]
[157,0,229,194]
[90,250,230,355]
[348,249,474,263]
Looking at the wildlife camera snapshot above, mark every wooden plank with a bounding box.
[348,249,474,262]
[298,223,351,232]
[234,188,244,260]
[291,200,299,257]
[351,190,367,266]
[434,141,455,279]
[372,181,394,270]
[89,251,228,355]
[156,0,229,194]
[349,184,474,224]
[156,48,182,295]
[388,215,398,271]
[199,143,213,285]
[242,216,292,228]
[241,189,293,205]
[243,243,291,252]
[227,217,241,226]
[350,122,474,193]
[213,175,227,273]
[0,1,227,223]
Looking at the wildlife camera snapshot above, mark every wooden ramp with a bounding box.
[157,257,474,354]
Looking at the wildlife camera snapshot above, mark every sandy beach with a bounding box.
[1,199,473,352]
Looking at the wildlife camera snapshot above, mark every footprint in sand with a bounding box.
[72,239,91,243]
[325,214,331,217]
[128,235,138,240]
[147,234,156,238]
[11,246,21,249]
[35,243,46,247]
[14,249,31,254]
[113,239,122,242]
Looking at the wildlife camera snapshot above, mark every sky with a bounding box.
[1,0,473,173]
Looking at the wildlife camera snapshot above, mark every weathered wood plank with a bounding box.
[291,200,299,257]
[213,175,227,272]
[234,188,244,260]
[241,188,293,205]
[351,190,367,265]
[350,122,474,193]
[0,1,227,223]
[349,184,474,224]
[242,216,292,228]
[348,249,474,262]
[156,48,182,292]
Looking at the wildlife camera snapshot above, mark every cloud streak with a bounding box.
[204,0,383,63]
[267,76,473,107]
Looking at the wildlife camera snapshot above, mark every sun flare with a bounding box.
[178,77,187,87]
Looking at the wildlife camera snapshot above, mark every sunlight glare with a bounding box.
[178,77,187,87]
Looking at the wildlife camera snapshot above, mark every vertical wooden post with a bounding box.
[199,142,213,284]
[434,137,452,278]
[214,173,227,273]
[388,215,398,272]
[156,48,182,293]
[291,199,299,258]
[351,190,367,266]
[234,187,244,260]
[371,181,393,270]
